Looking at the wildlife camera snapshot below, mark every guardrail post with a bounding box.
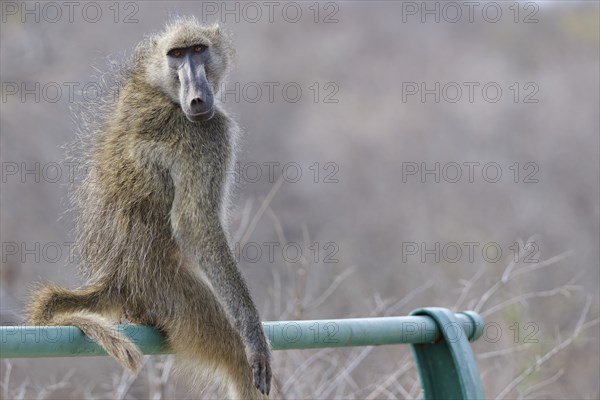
[410,307,485,400]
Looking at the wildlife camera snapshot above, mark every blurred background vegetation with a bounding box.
[1,1,598,399]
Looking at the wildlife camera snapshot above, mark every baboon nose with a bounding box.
[190,97,208,115]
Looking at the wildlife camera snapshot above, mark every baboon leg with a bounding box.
[165,273,262,400]
[27,283,115,325]
[27,283,142,372]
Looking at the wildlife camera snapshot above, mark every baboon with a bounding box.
[27,17,271,399]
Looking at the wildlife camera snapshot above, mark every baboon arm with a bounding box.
[169,176,269,357]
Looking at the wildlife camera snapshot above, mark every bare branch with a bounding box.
[474,250,573,313]
[518,368,564,399]
[495,296,597,399]
[305,267,356,312]
[481,283,583,318]
[240,175,284,245]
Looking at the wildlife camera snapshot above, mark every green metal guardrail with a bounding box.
[0,307,485,399]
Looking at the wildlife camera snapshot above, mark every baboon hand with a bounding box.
[250,351,272,396]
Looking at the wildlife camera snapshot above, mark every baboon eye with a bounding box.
[194,46,204,53]
[168,49,183,58]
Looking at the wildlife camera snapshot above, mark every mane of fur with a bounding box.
[66,51,132,284]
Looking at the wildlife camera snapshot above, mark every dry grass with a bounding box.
[2,193,597,399]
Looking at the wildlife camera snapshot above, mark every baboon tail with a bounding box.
[52,311,143,373]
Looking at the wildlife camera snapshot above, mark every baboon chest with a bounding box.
[179,114,232,202]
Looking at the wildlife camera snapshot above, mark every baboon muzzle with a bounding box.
[179,56,214,122]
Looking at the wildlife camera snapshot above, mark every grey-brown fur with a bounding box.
[27,16,271,399]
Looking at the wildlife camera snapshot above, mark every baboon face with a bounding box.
[143,19,231,123]
[167,44,215,122]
